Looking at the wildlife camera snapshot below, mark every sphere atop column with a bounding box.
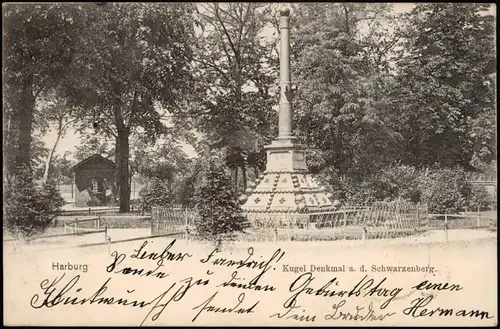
[280,7,290,17]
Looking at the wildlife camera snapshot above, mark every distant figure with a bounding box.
[103,178,112,203]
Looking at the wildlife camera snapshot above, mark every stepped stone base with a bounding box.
[240,139,336,214]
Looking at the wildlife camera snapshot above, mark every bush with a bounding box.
[320,164,422,206]
[171,175,197,207]
[4,168,65,240]
[418,167,470,214]
[316,168,377,206]
[139,178,173,212]
[464,184,492,211]
[344,181,382,205]
[321,162,494,213]
[375,165,421,202]
[193,162,250,246]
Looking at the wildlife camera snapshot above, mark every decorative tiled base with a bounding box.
[240,140,336,214]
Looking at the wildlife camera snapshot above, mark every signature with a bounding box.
[270,299,395,322]
[403,295,494,320]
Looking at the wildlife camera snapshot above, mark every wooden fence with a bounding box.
[150,201,432,242]
[243,201,428,242]
[151,206,196,238]
[4,217,108,245]
[426,212,497,230]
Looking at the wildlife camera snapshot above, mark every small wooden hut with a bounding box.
[70,154,116,207]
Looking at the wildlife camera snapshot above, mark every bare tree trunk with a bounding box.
[116,129,131,213]
[343,4,350,34]
[15,83,35,172]
[4,104,19,187]
[42,118,64,184]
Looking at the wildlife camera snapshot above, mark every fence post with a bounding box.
[151,206,156,236]
[107,236,111,256]
[273,226,278,244]
[74,217,78,232]
[97,215,101,230]
[477,205,481,228]
[444,210,448,243]
[104,225,108,242]
[88,207,91,214]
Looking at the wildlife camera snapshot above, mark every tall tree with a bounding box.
[184,3,279,191]
[3,4,89,176]
[65,3,196,212]
[394,3,496,169]
[291,3,401,181]
[35,91,76,184]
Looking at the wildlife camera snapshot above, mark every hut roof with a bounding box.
[70,154,116,172]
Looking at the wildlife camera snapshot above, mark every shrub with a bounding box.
[4,168,65,240]
[193,162,250,246]
[322,163,493,213]
[344,181,382,206]
[139,178,172,212]
[375,165,421,202]
[464,184,492,211]
[317,168,378,206]
[418,167,470,214]
[171,175,197,207]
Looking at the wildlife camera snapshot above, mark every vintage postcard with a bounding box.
[3,2,497,327]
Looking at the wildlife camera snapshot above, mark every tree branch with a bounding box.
[192,57,231,83]
[102,121,118,138]
[198,12,234,67]
[214,4,239,57]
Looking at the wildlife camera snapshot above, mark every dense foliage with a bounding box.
[3,4,90,176]
[139,178,173,212]
[63,3,196,212]
[394,4,496,169]
[193,160,250,245]
[4,167,65,239]
[326,165,493,213]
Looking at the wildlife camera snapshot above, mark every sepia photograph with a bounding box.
[3,2,497,326]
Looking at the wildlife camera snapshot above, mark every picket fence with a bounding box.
[151,201,432,242]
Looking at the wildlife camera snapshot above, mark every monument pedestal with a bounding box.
[240,138,335,215]
[264,139,307,172]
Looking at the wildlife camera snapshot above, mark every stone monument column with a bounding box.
[278,8,293,140]
[262,7,307,173]
[240,7,335,215]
